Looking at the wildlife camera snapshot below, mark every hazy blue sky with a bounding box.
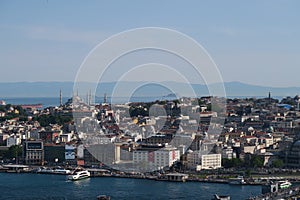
[1,0,299,87]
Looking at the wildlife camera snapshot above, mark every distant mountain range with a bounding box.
[0,81,299,98]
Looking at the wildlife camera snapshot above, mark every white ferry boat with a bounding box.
[278,180,292,189]
[68,169,90,181]
[228,176,245,185]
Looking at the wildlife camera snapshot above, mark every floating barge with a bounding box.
[161,173,189,182]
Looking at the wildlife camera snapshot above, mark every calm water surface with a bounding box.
[0,173,261,200]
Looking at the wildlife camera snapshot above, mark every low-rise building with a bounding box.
[187,151,221,170]
[6,135,21,147]
[154,146,180,169]
[23,140,44,165]
[133,145,180,170]
[44,144,65,165]
[222,147,235,159]
[199,154,222,170]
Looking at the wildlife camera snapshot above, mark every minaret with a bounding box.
[60,89,62,106]
[104,93,107,104]
[268,91,271,104]
[89,89,92,105]
[86,92,89,105]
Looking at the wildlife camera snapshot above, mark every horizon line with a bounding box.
[0,81,299,89]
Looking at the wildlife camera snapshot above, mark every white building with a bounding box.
[259,137,274,148]
[133,150,149,164]
[200,154,222,170]
[60,133,73,143]
[6,135,21,147]
[0,111,5,117]
[187,151,221,171]
[154,146,180,169]
[85,134,115,145]
[222,147,235,159]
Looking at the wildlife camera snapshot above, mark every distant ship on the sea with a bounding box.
[20,104,43,110]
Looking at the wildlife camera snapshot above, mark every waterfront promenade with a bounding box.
[3,164,300,185]
[4,164,300,199]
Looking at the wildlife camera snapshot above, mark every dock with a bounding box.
[250,185,300,200]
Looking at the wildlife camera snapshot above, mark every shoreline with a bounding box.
[2,165,300,186]
[0,168,263,186]
[4,168,300,199]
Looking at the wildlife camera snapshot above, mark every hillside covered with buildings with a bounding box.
[1,94,300,174]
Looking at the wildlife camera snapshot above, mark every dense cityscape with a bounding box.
[2,0,300,199]
[2,92,300,198]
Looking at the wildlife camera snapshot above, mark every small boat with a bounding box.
[213,194,230,200]
[228,176,245,185]
[54,168,72,174]
[37,167,54,174]
[68,169,90,181]
[278,180,292,189]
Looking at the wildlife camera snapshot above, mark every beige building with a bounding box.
[198,154,221,170]
[187,151,221,171]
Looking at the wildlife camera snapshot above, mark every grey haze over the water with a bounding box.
[0,81,299,98]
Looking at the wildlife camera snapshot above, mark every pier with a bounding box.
[250,185,300,200]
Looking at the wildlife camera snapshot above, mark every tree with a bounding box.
[272,159,284,168]
[251,155,264,168]
[232,158,243,167]
[34,114,72,127]
[4,145,22,160]
[0,106,5,112]
[245,169,252,178]
[222,158,243,168]
[222,158,232,168]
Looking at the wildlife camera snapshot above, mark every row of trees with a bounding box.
[0,145,22,161]
[33,114,73,127]
[222,156,284,169]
